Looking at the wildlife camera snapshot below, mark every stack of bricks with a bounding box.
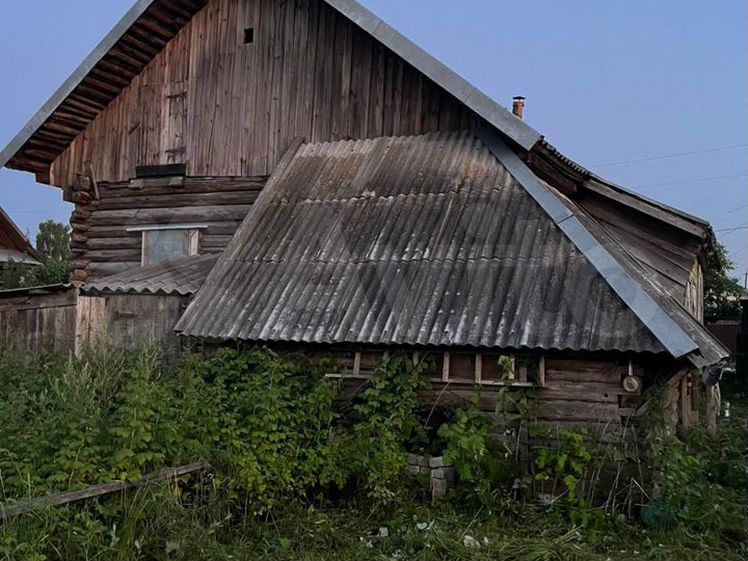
[406,454,456,501]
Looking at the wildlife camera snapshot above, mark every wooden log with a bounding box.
[0,464,204,520]
[87,205,252,226]
[92,190,258,211]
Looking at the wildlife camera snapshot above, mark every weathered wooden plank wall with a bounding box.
[0,290,78,353]
[48,0,475,188]
[578,192,701,304]
[0,289,105,355]
[305,347,639,430]
[104,293,186,359]
[0,289,184,360]
[69,175,265,281]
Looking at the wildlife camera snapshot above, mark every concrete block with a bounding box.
[431,478,448,500]
[429,456,445,468]
[431,467,455,481]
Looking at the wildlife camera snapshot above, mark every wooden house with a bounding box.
[0,0,728,434]
[0,207,40,267]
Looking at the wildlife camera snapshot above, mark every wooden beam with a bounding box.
[539,355,546,387]
[680,374,690,428]
[475,353,482,384]
[442,352,450,382]
[0,464,204,520]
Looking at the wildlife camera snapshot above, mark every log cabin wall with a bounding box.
[49,0,476,189]
[273,346,648,431]
[70,175,266,281]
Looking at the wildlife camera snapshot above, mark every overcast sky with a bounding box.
[0,0,746,277]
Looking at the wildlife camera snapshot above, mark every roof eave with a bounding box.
[0,0,156,171]
[478,127,700,360]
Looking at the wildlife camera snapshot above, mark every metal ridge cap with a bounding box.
[323,0,542,150]
[477,128,699,359]
[0,0,156,169]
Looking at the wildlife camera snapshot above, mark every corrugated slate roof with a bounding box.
[176,131,673,354]
[83,254,217,296]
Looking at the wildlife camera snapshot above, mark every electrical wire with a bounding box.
[715,225,748,233]
[634,173,748,190]
[714,203,748,219]
[592,142,748,168]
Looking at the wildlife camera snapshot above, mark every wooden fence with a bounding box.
[0,285,105,355]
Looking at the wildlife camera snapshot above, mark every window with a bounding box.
[127,224,206,266]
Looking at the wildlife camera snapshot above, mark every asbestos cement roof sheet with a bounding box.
[176,131,669,354]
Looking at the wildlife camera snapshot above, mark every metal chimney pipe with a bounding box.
[512,96,525,119]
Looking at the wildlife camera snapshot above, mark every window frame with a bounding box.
[126,223,207,266]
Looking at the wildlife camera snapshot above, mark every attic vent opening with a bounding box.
[135,163,187,179]
[243,27,254,44]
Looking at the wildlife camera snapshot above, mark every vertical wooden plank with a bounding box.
[352,351,361,376]
[539,355,546,386]
[348,28,371,140]
[475,353,482,384]
[368,41,385,138]
[518,362,528,384]
[331,14,352,140]
[679,374,690,428]
[442,351,450,382]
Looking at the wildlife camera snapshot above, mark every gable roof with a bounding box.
[175,130,725,364]
[0,0,539,176]
[0,207,41,265]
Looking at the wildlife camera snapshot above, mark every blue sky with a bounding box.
[1,0,746,277]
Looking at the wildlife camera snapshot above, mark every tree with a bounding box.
[34,221,72,285]
[704,241,743,323]
[36,220,72,263]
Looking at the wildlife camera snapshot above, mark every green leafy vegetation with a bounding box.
[0,346,745,561]
[704,240,744,322]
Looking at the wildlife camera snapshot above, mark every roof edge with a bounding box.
[0,0,156,170]
[535,139,711,237]
[478,128,699,359]
[0,207,42,262]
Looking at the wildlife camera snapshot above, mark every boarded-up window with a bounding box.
[448,353,476,382]
[141,229,199,266]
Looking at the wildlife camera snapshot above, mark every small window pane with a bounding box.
[142,229,197,266]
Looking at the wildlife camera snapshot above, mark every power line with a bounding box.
[715,225,748,233]
[634,173,748,190]
[714,203,748,219]
[592,142,748,168]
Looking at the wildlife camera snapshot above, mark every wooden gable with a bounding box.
[50,0,478,188]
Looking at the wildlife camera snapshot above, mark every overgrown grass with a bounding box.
[0,347,745,561]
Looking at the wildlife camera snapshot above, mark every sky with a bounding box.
[0,0,746,278]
